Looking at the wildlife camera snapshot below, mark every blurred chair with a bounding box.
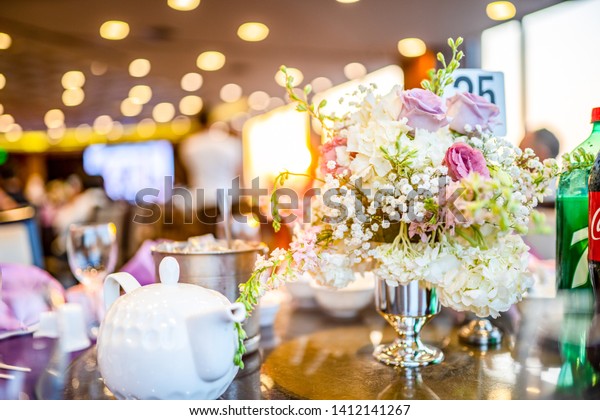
[0,206,45,268]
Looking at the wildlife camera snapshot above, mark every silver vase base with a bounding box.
[458,318,502,347]
[373,341,444,367]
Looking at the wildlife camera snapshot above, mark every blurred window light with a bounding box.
[61,71,85,89]
[243,104,311,190]
[181,72,203,91]
[129,85,152,104]
[523,0,600,152]
[44,109,64,129]
[168,0,200,11]
[129,59,151,77]
[196,51,225,71]
[62,88,85,107]
[275,67,303,87]
[220,83,243,103]
[248,91,270,111]
[179,95,203,115]
[486,1,517,21]
[0,33,12,50]
[344,62,367,80]
[153,102,176,122]
[397,37,427,57]
[99,20,130,40]
[482,20,523,145]
[237,22,269,42]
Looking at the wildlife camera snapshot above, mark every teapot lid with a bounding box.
[159,256,180,285]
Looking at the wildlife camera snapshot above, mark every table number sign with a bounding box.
[443,69,507,136]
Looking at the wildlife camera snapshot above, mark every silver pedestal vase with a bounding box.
[373,278,444,367]
[458,317,502,347]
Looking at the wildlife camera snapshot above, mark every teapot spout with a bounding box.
[186,303,246,382]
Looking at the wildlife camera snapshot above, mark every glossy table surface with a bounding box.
[1,291,600,400]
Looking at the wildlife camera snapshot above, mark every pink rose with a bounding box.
[320,137,350,176]
[446,92,500,134]
[443,143,490,181]
[399,88,448,132]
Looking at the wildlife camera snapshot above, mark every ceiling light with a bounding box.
[0,74,5,90]
[0,33,12,50]
[179,95,203,115]
[107,121,124,141]
[0,104,3,114]
[220,83,242,103]
[196,51,225,71]
[129,85,152,104]
[100,20,130,40]
[137,118,156,137]
[90,61,108,76]
[344,62,367,80]
[486,1,516,21]
[0,114,15,132]
[167,0,200,11]
[61,71,85,89]
[248,91,270,111]
[171,115,192,135]
[181,72,203,91]
[336,0,360,3]
[44,109,64,129]
[120,97,143,117]
[62,88,85,106]
[75,124,93,143]
[310,77,333,93]
[93,115,114,135]
[153,102,176,122]
[237,22,269,42]
[275,68,303,87]
[397,37,427,57]
[5,124,22,142]
[47,125,66,142]
[129,59,151,77]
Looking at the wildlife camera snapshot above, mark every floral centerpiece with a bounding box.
[233,38,559,367]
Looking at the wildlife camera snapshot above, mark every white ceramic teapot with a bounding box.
[96,256,246,400]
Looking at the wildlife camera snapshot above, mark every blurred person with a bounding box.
[0,187,18,211]
[51,175,110,255]
[520,128,560,261]
[179,110,242,236]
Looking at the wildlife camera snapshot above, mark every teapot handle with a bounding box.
[103,272,141,312]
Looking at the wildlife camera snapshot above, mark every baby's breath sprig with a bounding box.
[280,65,338,131]
[421,37,464,97]
[561,147,596,173]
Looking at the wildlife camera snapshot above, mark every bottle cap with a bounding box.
[592,107,600,123]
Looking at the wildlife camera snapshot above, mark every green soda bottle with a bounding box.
[556,107,600,290]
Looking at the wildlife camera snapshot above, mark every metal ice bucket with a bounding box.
[151,241,267,354]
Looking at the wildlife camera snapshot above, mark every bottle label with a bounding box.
[589,191,600,261]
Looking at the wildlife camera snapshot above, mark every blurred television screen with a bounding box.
[83,140,174,203]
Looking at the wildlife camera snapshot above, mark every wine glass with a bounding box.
[66,222,117,336]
